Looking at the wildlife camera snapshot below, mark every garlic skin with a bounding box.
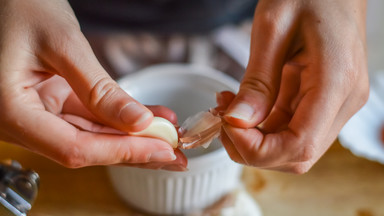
[130,117,178,148]
[179,111,222,149]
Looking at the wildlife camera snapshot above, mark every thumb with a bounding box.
[46,31,152,132]
[224,5,295,128]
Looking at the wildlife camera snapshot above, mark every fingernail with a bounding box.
[225,102,254,121]
[161,164,189,172]
[149,150,177,162]
[120,102,152,125]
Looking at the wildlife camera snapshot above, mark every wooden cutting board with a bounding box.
[242,142,384,216]
[1,140,384,216]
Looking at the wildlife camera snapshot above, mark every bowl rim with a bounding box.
[117,63,240,169]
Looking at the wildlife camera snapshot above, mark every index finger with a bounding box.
[7,107,176,168]
[221,86,343,168]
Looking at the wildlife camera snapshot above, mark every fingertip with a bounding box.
[161,164,189,172]
[147,105,178,125]
[148,149,177,162]
[160,149,188,171]
[220,91,236,99]
[216,92,224,106]
[216,91,236,107]
[223,114,250,127]
[223,88,272,128]
[226,100,254,118]
[174,148,188,166]
[224,101,257,128]
[168,113,178,125]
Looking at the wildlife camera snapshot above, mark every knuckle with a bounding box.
[297,145,315,162]
[88,77,119,109]
[52,27,82,48]
[254,1,294,40]
[255,10,281,37]
[289,163,312,175]
[111,139,138,163]
[241,75,276,98]
[41,95,62,114]
[118,145,133,163]
[46,27,86,61]
[59,27,83,44]
[287,135,315,163]
[59,144,86,168]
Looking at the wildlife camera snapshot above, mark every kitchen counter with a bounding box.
[1,140,384,216]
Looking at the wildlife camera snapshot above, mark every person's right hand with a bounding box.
[0,0,186,171]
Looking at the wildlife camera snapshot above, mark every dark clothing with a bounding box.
[68,0,257,33]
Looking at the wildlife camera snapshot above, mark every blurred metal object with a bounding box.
[0,160,39,216]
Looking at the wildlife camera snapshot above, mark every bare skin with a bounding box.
[0,0,186,170]
[0,0,368,173]
[220,0,369,173]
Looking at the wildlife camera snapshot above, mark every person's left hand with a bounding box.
[34,75,187,171]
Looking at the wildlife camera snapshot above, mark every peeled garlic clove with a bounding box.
[130,117,178,148]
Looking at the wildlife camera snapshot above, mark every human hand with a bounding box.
[220,0,368,173]
[0,0,186,170]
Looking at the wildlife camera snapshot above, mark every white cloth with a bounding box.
[339,71,384,163]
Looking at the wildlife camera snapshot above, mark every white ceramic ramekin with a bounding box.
[107,64,243,215]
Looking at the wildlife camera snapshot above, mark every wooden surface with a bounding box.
[1,140,384,216]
